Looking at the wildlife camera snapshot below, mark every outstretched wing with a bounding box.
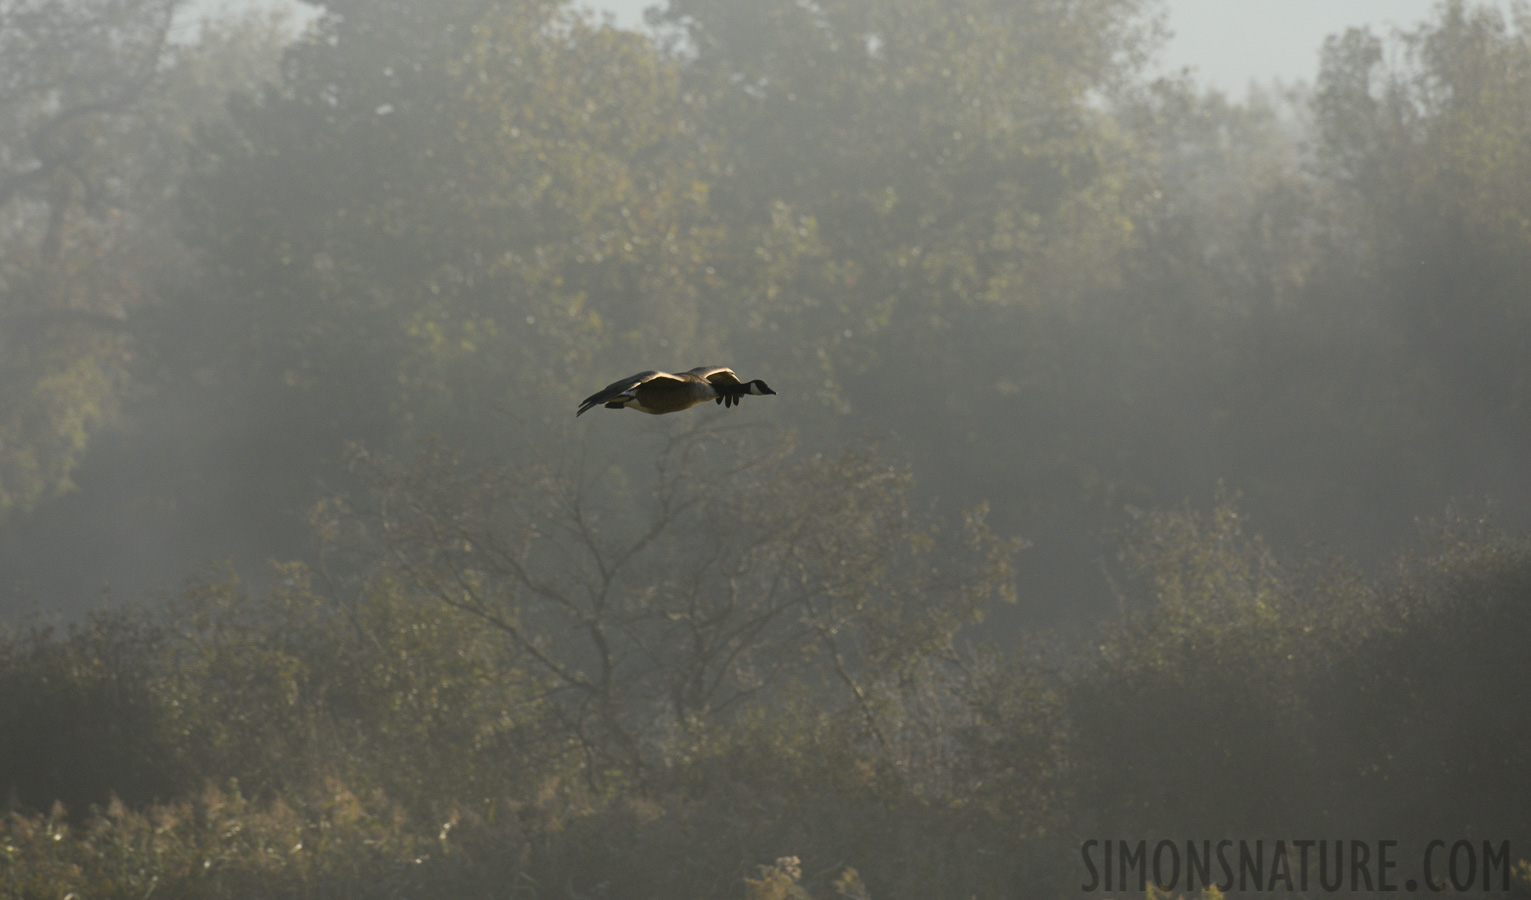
[576,370,673,416]
[685,366,741,386]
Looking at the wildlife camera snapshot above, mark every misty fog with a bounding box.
[1,0,1528,897]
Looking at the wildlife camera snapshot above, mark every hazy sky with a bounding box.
[585,0,1512,94]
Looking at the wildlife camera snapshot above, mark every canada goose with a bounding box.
[576,366,776,416]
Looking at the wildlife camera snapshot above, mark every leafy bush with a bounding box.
[0,611,180,814]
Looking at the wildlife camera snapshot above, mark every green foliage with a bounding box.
[0,329,118,513]
[0,1,290,517]
[170,0,1170,514]
[180,0,733,452]
[0,611,180,813]
[0,0,176,515]
[1068,496,1347,834]
[1066,496,1531,846]
[154,563,573,816]
[652,0,1155,389]
[1313,1,1531,465]
[1313,513,1531,835]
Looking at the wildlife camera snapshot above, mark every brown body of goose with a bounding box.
[576,366,776,416]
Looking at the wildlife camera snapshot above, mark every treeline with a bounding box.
[2,0,1531,895]
[1,0,1528,618]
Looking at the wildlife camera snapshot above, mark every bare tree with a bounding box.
[322,422,1018,779]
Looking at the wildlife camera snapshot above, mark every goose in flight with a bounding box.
[576,366,776,416]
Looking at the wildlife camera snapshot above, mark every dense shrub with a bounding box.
[0,612,181,814]
[6,484,1531,898]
